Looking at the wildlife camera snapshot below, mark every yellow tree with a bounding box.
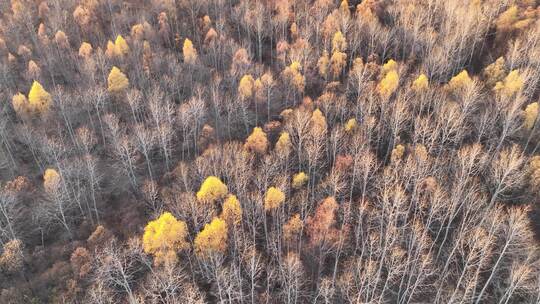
[221,194,242,226]
[107,66,129,94]
[142,212,189,266]
[448,70,472,92]
[283,61,305,93]
[79,42,93,59]
[292,172,308,189]
[115,35,130,56]
[43,168,61,194]
[196,176,228,203]
[194,217,228,258]
[238,74,255,100]
[244,127,268,154]
[12,93,29,116]
[275,131,292,154]
[283,214,303,243]
[330,51,347,78]
[318,51,330,78]
[311,109,327,134]
[378,70,399,99]
[494,70,523,97]
[28,81,52,113]
[412,74,429,92]
[183,38,197,64]
[264,187,285,211]
[524,102,538,130]
[332,31,347,52]
[344,118,357,132]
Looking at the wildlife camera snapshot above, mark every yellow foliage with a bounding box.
[55,31,69,48]
[381,59,397,75]
[448,70,472,91]
[391,144,405,162]
[183,38,198,64]
[378,70,399,99]
[27,60,40,79]
[78,42,93,58]
[275,131,292,153]
[530,156,540,192]
[142,212,189,266]
[311,109,327,134]
[105,40,116,58]
[283,213,303,242]
[412,74,428,92]
[332,31,347,52]
[28,81,52,113]
[283,61,305,92]
[494,70,523,97]
[194,217,228,258]
[238,74,255,100]
[12,93,28,116]
[292,172,308,189]
[344,118,357,132]
[107,66,129,94]
[318,51,330,77]
[483,57,506,87]
[43,168,60,193]
[244,127,268,154]
[264,187,285,211]
[330,51,347,77]
[524,102,538,130]
[115,35,130,56]
[221,194,242,225]
[131,24,145,41]
[196,176,228,203]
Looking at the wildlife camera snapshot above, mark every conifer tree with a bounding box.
[142,212,189,266]
[264,187,285,211]
[412,74,429,92]
[196,176,228,203]
[221,194,242,226]
[238,74,255,100]
[524,102,538,130]
[194,217,228,259]
[378,70,399,99]
[292,172,308,189]
[114,35,130,56]
[28,81,52,113]
[244,127,268,154]
[107,66,129,94]
[183,38,197,64]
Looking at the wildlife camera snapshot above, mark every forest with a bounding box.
[1,0,540,303]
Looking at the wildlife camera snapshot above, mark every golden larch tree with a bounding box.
[330,51,347,78]
[483,57,506,87]
[524,102,538,130]
[391,144,405,163]
[283,214,303,243]
[142,212,189,266]
[78,42,93,59]
[264,187,285,211]
[292,172,308,189]
[28,81,52,113]
[332,31,347,52]
[221,194,242,226]
[412,74,429,92]
[238,74,255,100]
[43,168,61,194]
[448,70,472,92]
[378,70,399,99]
[311,109,327,134]
[275,131,292,153]
[11,93,28,116]
[115,35,130,56]
[494,70,523,97]
[107,66,129,94]
[183,38,198,64]
[196,176,228,203]
[194,217,228,259]
[344,118,357,132]
[244,127,268,154]
[318,51,330,78]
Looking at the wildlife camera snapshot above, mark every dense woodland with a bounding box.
[1,0,540,303]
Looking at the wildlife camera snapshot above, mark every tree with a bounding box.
[0,239,23,274]
[344,118,357,132]
[494,70,523,97]
[448,70,472,91]
[194,217,228,259]
[142,212,189,266]
[244,127,268,154]
[238,74,255,100]
[275,131,292,154]
[330,51,347,78]
[292,172,308,189]
[332,31,347,52]
[107,66,129,94]
[310,109,327,135]
[378,70,399,99]
[221,194,242,226]
[78,42,93,58]
[283,214,303,243]
[196,176,228,203]
[524,102,538,130]
[183,38,197,64]
[114,35,130,56]
[28,81,52,113]
[412,74,429,92]
[264,187,285,211]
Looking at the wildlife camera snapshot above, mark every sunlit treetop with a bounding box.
[43,168,60,194]
[196,176,228,203]
[412,74,429,92]
[381,59,398,75]
[311,109,327,134]
[378,70,399,99]
[448,70,472,91]
[115,35,130,56]
[238,74,255,100]
[318,51,330,77]
[391,144,405,163]
[275,131,292,153]
[221,194,242,226]
[194,217,228,259]
[330,51,347,77]
[524,102,538,130]
[332,31,347,52]
[344,118,357,133]
[78,42,93,59]
[107,66,129,94]
[28,81,52,113]
[483,57,506,87]
[494,70,523,97]
[183,38,198,64]
[292,172,308,189]
[244,127,268,154]
[142,212,189,266]
[264,187,285,211]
